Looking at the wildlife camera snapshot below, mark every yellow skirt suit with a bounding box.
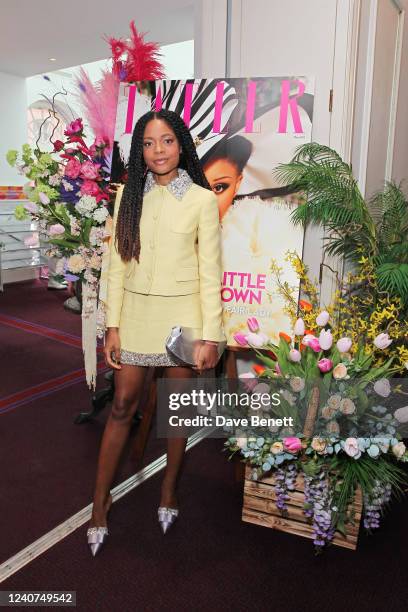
[105,167,226,366]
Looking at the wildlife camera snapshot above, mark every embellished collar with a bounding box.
[143,167,193,201]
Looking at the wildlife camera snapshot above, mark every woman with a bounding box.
[202,135,252,220]
[87,109,225,556]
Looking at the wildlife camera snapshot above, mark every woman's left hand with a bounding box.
[193,342,219,374]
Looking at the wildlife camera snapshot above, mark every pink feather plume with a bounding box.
[74,67,119,148]
[107,20,165,82]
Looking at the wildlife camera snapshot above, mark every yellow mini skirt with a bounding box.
[118,290,203,367]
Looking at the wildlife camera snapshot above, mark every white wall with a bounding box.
[0,71,27,184]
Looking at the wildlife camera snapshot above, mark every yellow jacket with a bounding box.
[105,168,225,342]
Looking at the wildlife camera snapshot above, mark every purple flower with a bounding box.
[59,178,81,204]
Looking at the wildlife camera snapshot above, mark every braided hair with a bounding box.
[115,109,211,262]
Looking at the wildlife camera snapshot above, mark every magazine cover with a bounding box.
[111,77,315,346]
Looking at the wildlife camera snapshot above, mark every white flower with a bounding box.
[48,173,62,186]
[339,398,356,415]
[392,442,406,459]
[373,378,391,398]
[319,329,333,350]
[374,333,392,350]
[336,337,352,353]
[326,420,340,434]
[302,334,316,346]
[394,406,408,423]
[293,318,305,335]
[327,394,342,410]
[61,179,74,192]
[321,405,337,420]
[344,437,361,459]
[271,441,284,454]
[67,254,86,274]
[246,332,268,348]
[316,311,330,326]
[289,349,301,362]
[236,438,248,449]
[333,363,348,380]
[75,195,98,217]
[289,376,305,392]
[89,226,104,246]
[92,206,109,224]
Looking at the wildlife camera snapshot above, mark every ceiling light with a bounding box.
[49,57,57,61]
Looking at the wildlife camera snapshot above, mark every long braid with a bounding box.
[115,109,211,262]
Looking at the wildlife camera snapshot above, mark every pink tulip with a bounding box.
[48,223,65,236]
[374,333,392,350]
[283,437,302,453]
[233,332,248,347]
[64,158,82,179]
[318,358,333,373]
[336,337,352,353]
[289,349,302,362]
[319,329,333,350]
[247,317,260,333]
[38,192,50,205]
[293,318,305,335]
[316,310,330,326]
[307,337,321,352]
[24,202,39,214]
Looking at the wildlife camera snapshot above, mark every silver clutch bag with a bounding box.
[165,326,226,366]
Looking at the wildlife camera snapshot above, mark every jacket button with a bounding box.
[149,241,154,249]
[153,213,158,220]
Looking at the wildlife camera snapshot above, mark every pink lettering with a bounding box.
[278,79,305,134]
[244,81,257,133]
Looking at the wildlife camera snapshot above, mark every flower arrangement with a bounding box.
[7,119,112,388]
[226,254,408,551]
[8,119,111,287]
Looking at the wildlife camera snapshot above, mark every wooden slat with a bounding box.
[242,465,362,550]
[242,507,358,550]
[243,494,360,536]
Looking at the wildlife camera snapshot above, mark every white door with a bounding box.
[227,0,347,303]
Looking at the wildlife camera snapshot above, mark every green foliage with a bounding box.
[14,204,28,221]
[275,143,408,308]
[6,150,18,167]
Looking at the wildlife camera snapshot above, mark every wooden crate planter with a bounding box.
[242,465,363,550]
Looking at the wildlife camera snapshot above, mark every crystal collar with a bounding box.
[143,167,193,201]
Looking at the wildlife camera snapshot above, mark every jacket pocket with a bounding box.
[175,267,200,281]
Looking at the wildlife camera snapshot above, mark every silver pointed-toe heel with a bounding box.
[157,506,179,534]
[87,526,109,556]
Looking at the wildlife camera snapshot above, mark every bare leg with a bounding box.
[90,364,148,527]
[160,365,196,508]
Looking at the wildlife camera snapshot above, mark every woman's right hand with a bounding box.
[104,328,122,370]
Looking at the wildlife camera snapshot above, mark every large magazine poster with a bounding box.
[111,77,314,346]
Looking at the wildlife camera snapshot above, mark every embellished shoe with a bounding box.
[87,494,112,556]
[87,526,109,557]
[157,506,179,534]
